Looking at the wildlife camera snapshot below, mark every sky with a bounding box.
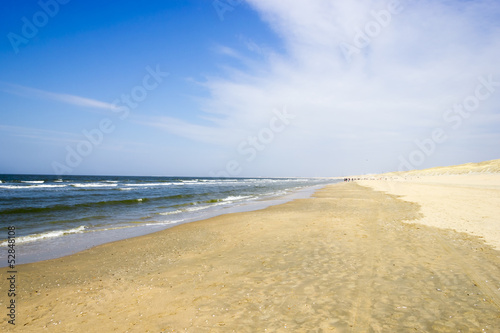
[0,0,499,177]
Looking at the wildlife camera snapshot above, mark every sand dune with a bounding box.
[386,158,500,177]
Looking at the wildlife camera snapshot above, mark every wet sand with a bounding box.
[2,182,500,332]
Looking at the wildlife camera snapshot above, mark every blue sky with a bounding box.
[1,0,499,177]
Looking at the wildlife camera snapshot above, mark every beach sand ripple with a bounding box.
[2,183,500,332]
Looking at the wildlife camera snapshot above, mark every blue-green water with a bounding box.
[0,174,337,264]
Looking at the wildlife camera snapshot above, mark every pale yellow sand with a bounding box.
[357,159,500,250]
[2,182,500,332]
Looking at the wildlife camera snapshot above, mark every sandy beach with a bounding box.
[2,173,500,331]
[358,159,500,250]
[3,0,499,331]
[357,174,500,251]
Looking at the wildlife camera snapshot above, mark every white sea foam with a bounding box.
[158,196,254,217]
[72,183,118,188]
[0,226,86,246]
[222,195,253,202]
[0,185,21,189]
[158,210,182,216]
[21,180,44,184]
[0,184,67,189]
[30,184,67,188]
[158,202,225,216]
[141,220,185,227]
[185,206,211,213]
[191,201,228,211]
[270,190,288,197]
[124,183,173,187]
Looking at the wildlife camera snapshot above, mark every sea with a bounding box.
[0,174,337,265]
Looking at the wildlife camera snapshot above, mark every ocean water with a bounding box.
[0,174,337,265]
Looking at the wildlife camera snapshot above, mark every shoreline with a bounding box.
[0,183,334,267]
[2,180,500,331]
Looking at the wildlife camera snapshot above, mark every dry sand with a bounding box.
[2,182,500,332]
[357,159,500,251]
[357,174,500,251]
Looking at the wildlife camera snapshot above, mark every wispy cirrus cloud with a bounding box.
[149,0,500,175]
[0,82,122,111]
[137,116,242,145]
[0,124,81,144]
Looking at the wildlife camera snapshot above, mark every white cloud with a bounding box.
[137,116,237,145]
[0,83,122,111]
[151,0,500,175]
[0,124,81,144]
